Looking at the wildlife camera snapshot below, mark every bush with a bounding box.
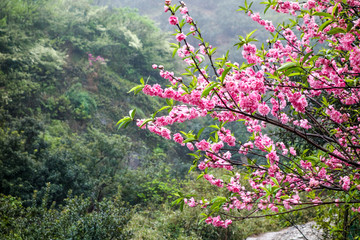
[0,191,133,240]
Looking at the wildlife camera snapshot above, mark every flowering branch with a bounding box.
[119,0,360,232]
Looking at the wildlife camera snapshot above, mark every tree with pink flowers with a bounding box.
[118,0,360,238]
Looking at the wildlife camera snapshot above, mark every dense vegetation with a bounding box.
[0,0,183,202]
[0,0,323,239]
[0,0,190,238]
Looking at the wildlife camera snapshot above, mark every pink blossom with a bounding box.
[340,176,351,191]
[212,178,224,188]
[136,119,147,129]
[312,197,322,205]
[190,26,196,35]
[204,174,213,181]
[289,147,297,156]
[224,219,232,228]
[176,33,186,42]
[212,141,224,153]
[186,15,193,23]
[300,160,312,170]
[195,139,210,151]
[173,133,184,145]
[269,204,279,212]
[187,142,194,151]
[180,7,188,14]
[187,197,197,207]
[198,161,207,170]
[168,15,179,25]
[205,217,212,224]
[267,151,279,164]
[251,13,261,22]
[309,178,319,187]
[351,207,360,213]
[258,103,270,116]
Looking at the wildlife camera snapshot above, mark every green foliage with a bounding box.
[0,116,94,204]
[116,148,182,205]
[315,195,360,239]
[0,192,133,239]
[127,173,284,240]
[0,118,44,201]
[66,83,97,120]
[0,0,188,205]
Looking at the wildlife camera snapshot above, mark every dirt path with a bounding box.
[246,222,323,240]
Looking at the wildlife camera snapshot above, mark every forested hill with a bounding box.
[0,0,188,205]
[101,0,287,61]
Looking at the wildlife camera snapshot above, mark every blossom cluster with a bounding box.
[123,0,360,227]
[88,53,105,66]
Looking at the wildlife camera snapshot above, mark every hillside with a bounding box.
[102,0,288,61]
[0,0,189,204]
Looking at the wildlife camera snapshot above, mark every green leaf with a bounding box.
[128,85,144,94]
[172,47,178,58]
[153,106,171,117]
[179,19,186,28]
[304,156,319,162]
[129,109,136,119]
[270,177,280,187]
[171,197,183,206]
[197,173,205,180]
[220,67,232,83]
[201,82,219,98]
[188,153,199,158]
[284,67,304,76]
[197,127,205,139]
[322,96,329,106]
[277,62,297,71]
[332,3,339,16]
[246,29,258,41]
[318,19,333,32]
[180,201,184,211]
[264,4,271,14]
[166,98,174,106]
[210,196,227,211]
[182,85,190,94]
[199,217,207,224]
[117,118,132,129]
[326,27,346,35]
[188,164,197,173]
[265,72,280,80]
[116,117,132,129]
[247,38,258,43]
[313,12,333,19]
[301,51,313,65]
[288,72,302,77]
[183,137,196,144]
[140,118,153,128]
[308,55,319,64]
[211,196,227,204]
